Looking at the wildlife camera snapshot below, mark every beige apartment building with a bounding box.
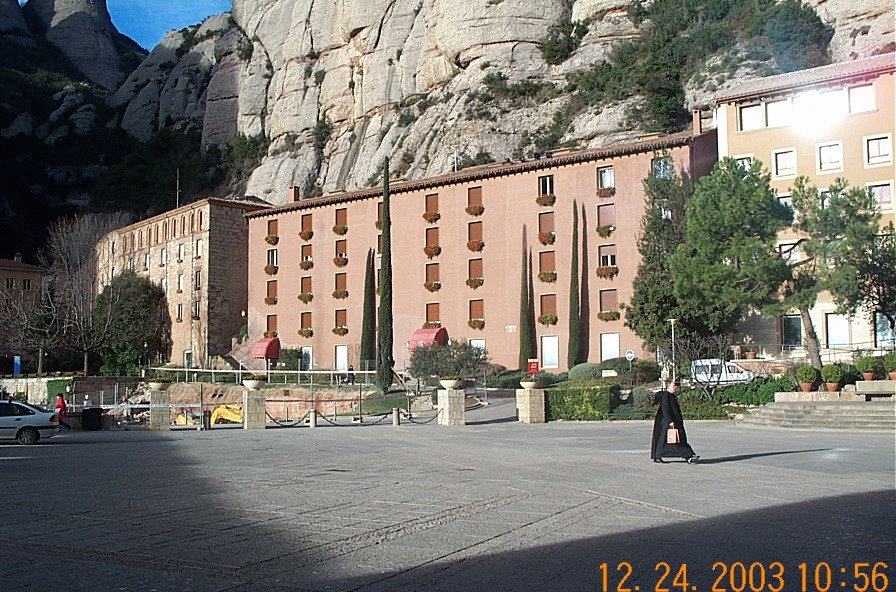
[715,52,895,354]
[245,129,718,373]
[96,198,266,367]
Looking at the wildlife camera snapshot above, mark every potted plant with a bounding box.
[883,352,896,380]
[422,211,440,223]
[332,326,349,336]
[332,224,348,235]
[519,373,540,389]
[468,318,485,330]
[333,256,349,267]
[465,204,484,216]
[537,231,555,245]
[299,229,314,241]
[332,289,349,299]
[537,313,558,326]
[538,271,557,283]
[535,194,556,207]
[855,356,878,380]
[264,296,278,305]
[795,364,817,392]
[264,264,278,275]
[147,373,170,391]
[298,292,314,303]
[466,239,485,252]
[466,277,484,289]
[264,235,279,245]
[299,260,314,270]
[820,364,843,392]
[298,328,313,338]
[596,224,615,238]
[423,245,441,258]
[424,281,441,292]
[597,310,620,322]
[242,374,266,390]
[595,265,619,279]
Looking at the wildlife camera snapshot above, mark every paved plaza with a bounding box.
[2,395,894,591]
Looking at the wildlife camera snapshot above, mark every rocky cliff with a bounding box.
[110,0,894,205]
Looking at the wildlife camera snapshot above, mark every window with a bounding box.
[335,345,348,371]
[335,208,347,226]
[817,141,843,173]
[426,302,440,325]
[335,273,346,291]
[425,263,439,283]
[875,313,896,348]
[468,221,483,242]
[177,274,184,292]
[160,248,167,266]
[301,213,313,232]
[376,202,383,225]
[597,166,615,189]
[541,335,559,369]
[194,270,202,289]
[4,278,13,289]
[819,89,846,117]
[300,276,312,294]
[469,299,484,320]
[300,312,312,329]
[195,239,203,258]
[335,239,347,258]
[765,100,792,127]
[467,186,482,207]
[267,219,279,236]
[600,333,620,361]
[778,194,793,209]
[538,212,555,233]
[778,242,800,263]
[144,253,150,269]
[773,149,796,178]
[598,245,617,267]
[540,294,557,315]
[865,135,892,166]
[193,300,201,320]
[869,183,892,208]
[539,251,556,273]
[335,309,347,328]
[21,279,31,291]
[425,227,439,247]
[739,104,763,131]
[424,193,438,214]
[782,315,802,349]
[177,243,184,261]
[651,156,671,178]
[734,156,753,169]
[468,258,483,279]
[177,303,183,322]
[825,313,849,348]
[597,204,615,227]
[599,289,618,312]
[848,84,875,113]
[160,277,167,293]
[301,244,312,262]
[267,249,278,266]
[266,314,277,333]
[469,338,485,351]
[266,280,277,299]
[538,175,554,196]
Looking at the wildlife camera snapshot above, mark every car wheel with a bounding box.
[17,427,40,445]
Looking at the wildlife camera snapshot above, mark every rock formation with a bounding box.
[0,0,30,35]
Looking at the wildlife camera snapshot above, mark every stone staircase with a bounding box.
[738,401,895,430]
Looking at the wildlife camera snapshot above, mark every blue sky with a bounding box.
[107,0,231,50]
[18,0,230,50]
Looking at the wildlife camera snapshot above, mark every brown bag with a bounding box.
[666,423,681,444]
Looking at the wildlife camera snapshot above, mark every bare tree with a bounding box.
[40,213,132,372]
[0,278,63,373]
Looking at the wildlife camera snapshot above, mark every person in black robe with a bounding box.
[650,380,699,464]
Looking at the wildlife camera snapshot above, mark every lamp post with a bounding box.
[668,318,677,383]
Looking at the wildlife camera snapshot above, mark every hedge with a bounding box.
[546,382,617,420]
[711,377,794,406]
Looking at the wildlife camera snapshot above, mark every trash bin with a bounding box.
[82,407,103,431]
[202,410,212,430]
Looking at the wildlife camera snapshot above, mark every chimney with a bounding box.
[288,186,301,202]
[692,109,703,135]
[13,253,22,262]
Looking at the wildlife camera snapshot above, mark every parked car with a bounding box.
[0,398,58,444]
[690,359,766,387]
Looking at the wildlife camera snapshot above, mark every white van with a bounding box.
[690,359,764,387]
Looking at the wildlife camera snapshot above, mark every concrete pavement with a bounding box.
[2,395,893,591]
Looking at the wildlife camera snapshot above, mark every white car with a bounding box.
[690,359,766,387]
[0,398,58,444]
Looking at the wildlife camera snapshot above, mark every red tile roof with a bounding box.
[0,258,42,272]
[715,53,895,104]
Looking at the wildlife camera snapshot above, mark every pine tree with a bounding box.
[567,200,580,368]
[376,157,395,391]
[359,248,376,371]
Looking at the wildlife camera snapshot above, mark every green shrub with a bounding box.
[631,386,657,411]
[884,352,896,373]
[855,356,878,374]
[712,377,793,406]
[820,364,843,383]
[568,363,602,382]
[409,340,487,379]
[609,404,653,420]
[796,364,817,384]
[568,358,660,385]
[547,382,616,420]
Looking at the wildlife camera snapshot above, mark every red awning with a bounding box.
[252,337,281,359]
[408,327,449,350]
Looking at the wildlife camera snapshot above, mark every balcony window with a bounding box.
[425,302,440,325]
[538,175,554,196]
[540,293,557,315]
[597,204,615,227]
[598,245,617,267]
[267,249,278,266]
[869,183,892,208]
[301,245,313,262]
[597,166,615,189]
[765,99,792,127]
[539,251,556,273]
[599,289,618,312]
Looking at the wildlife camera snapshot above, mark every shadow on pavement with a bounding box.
[696,448,832,464]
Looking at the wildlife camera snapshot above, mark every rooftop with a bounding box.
[715,52,895,103]
[0,258,42,272]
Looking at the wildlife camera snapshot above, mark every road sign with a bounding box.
[527,359,539,375]
[625,349,635,362]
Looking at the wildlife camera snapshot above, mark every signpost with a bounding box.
[527,359,539,375]
[625,350,635,386]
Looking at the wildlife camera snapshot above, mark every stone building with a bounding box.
[245,129,718,373]
[0,254,43,365]
[714,52,896,354]
[96,198,267,367]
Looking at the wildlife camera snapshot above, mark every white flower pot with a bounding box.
[439,379,463,389]
[147,381,170,391]
[242,379,265,390]
[519,381,539,389]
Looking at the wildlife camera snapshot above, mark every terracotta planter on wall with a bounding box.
[824,382,839,392]
[799,382,813,392]
[862,372,875,381]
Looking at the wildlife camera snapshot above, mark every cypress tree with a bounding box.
[376,157,395,391]
[567,200,580,369]
[518,241,533,370]
[359,248,376,371]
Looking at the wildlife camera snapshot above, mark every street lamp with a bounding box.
[668,318,677,383]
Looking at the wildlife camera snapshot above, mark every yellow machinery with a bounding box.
[210,405,243,425]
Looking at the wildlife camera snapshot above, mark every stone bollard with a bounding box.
[148,390,171,431]
[308,408,317,428]
[437,388,465,426]
[516,388,546,423]
[392,407,400,426]
[242,389,267,429]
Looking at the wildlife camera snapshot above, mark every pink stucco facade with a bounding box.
[246,130,718,373]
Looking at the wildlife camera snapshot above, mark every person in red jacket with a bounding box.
[55,394,71,432]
